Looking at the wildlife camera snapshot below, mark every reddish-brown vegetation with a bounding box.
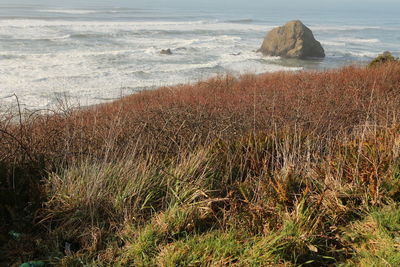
[2,63,400,164]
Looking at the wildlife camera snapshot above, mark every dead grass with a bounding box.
[2,63,399,164]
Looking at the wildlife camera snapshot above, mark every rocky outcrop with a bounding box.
[258,20,325,59]
[160,49,172,55]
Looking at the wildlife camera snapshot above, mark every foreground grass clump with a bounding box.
[1,62,400,265]
[33,128,400,266]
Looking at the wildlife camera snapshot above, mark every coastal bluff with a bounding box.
[258,20,325,59]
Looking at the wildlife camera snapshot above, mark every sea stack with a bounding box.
[258,20,325,59]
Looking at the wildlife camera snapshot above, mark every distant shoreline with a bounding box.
[0,59,369,120]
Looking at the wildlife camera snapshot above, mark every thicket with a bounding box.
[368,51,398,67]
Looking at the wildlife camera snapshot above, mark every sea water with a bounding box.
[0,3,399,110]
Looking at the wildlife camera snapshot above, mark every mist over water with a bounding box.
[0,3,399,110]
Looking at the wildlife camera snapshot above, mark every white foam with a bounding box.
[0,19,270,33]
[223,61,302,75]
[0,41,297,110]
[37,9,100,15]
[320,41,346,46]
[311,25,381,31]
[343,51,378,57]
[338,38,380,44]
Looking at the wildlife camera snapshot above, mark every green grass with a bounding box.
[342,204,400,266]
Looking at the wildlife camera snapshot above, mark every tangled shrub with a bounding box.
[368,51,398,67]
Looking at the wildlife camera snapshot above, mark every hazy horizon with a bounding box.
[2,0,400,12]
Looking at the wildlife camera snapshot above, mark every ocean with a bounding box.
[1,3,399,110]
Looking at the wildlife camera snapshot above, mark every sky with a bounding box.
[3,0,400,10]
[1,0,399,19]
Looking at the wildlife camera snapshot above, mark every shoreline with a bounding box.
[0,59,369,118]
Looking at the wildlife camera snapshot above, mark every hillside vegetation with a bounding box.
[1,62,400,266]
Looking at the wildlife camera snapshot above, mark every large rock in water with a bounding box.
[258,20,325,59]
